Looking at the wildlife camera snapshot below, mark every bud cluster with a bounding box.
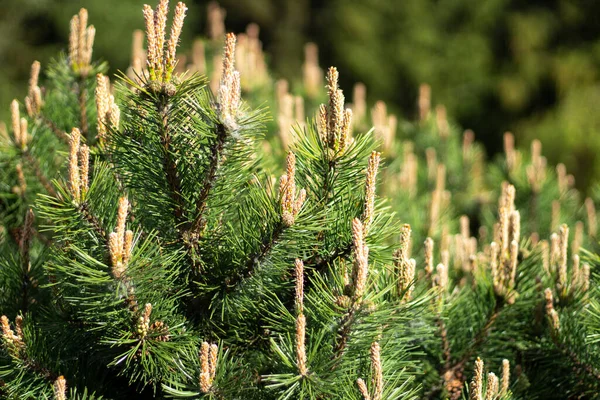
[318,67,353,155]
[109,197,134,279]
[217,33,242,129]
[143,0,188,84]
[69,8,96,76]
[490,183,520,302]
[25,61,43,117]
[1,315,25,356]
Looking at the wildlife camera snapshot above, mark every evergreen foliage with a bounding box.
[0,2,599,399]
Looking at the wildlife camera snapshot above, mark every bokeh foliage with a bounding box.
[2,0,600,186]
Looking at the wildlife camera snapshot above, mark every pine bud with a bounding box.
[551,200,560,232]
[14,163,26,195]
[296,313,307,376]
[571,254,580,289]
[116,197,129,248]
[200,341,218,392]
[424,237,434,277]
[485,372,499,400]
[109,232,122,277]
[509,211,520,245]
[435,105,449,139]
[279,152,305,226]
[500,359,510,395]
[418,83,431,121]
[426,147,437,182]
[218,33,241,128]
[302,43,322,98]
[135,304,155,338]
[398,224,412,261]
[95,74,110,140]
[295,259,304,314]
[209,343,218,379]
[25,61,43,117]
[362,151,380,233]
[207,2,226,41]
[463,129,475,159]
[352,82,367,125]
[557,224,569,292]
[435,263,448,291]
[585,197,597,237]
[351,218,369,301]
[165,2,188,80]
[123,230,134,265]
[370,342,383,400]
[581,263,590,292]
[372,101,395,152]
[544,288,560,332]
[470,357,484,400]
[508,240,519,290]
[10,100,22,148]
[357,378,371,400]
[490,241,499,289]
[53,375,67,400]
[572,221,583,255]
[68,128,81,201]
[79,145,90,197]
[143,5,157,80]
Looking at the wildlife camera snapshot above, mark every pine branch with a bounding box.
[307,241,352,271]
[226,221,285,290]
[332,304,359,363]
[22,151,57,197]
[437,316,451,370]
[441,302,502,399]
[190,121,228,235]
[157,98,186,225]
[38,114,70,145]
[79,201,107,241]
[552,333,600,383]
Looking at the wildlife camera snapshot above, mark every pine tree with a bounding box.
[1,1,599,399]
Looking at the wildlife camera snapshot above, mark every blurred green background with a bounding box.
[2,0,600,189]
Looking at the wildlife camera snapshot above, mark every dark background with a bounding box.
[2,0,600,189]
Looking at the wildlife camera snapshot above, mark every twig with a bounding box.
[39,115,70,144]
[22,151,57,197]
[191,122,228,235]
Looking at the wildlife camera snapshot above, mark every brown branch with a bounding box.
[225,221,285,291]
[190,122,228,235]
[22,151,57,197]
[39,114,70,144]
[437,316,451,370]
[552,333,600,383]
[79,202,107,242]
[332,305,358,361]
[439,305,501,400]
[158,100,186,227]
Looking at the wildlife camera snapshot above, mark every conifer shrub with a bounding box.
[0,1,599,399]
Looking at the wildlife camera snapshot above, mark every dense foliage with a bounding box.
[1,2,600,399]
